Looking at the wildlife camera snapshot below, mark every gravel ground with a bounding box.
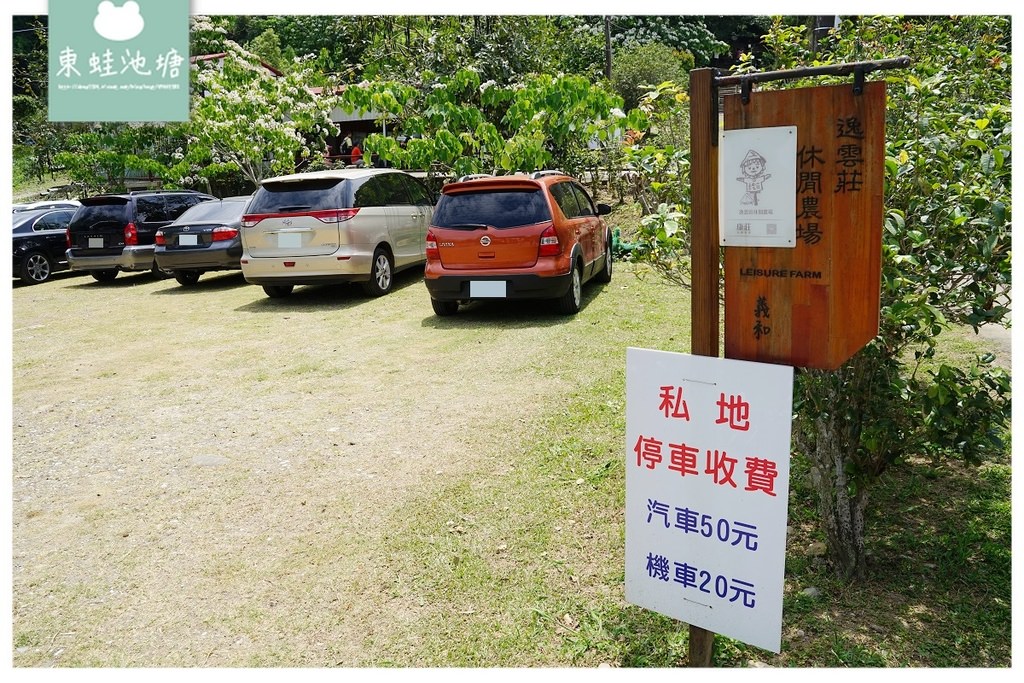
[9,267,609,667]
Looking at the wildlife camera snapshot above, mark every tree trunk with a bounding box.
[794,372,869,580]
[802,425,868,580]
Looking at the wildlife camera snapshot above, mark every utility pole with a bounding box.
[604,16,612,80]
[810,16,837,56]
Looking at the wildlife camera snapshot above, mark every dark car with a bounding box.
[65,190,216,282]
[12,208,77,284]
[13,199,81,213]
[154,195,252,286]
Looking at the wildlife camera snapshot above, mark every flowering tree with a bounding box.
[166,40,335,189]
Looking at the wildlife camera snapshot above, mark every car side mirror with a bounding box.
[597,203,612,216]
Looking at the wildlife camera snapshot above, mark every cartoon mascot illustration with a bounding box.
[737,149,771,206]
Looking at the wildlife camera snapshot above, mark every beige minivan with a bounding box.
[239,168,435,298]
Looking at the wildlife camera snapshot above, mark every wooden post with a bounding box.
[690,69,720,360]
[688,625,716,666]
[686,67,719,666]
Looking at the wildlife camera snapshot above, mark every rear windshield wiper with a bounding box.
[442,223,490,230]
[275,205,312,212]
[79,220,122,231]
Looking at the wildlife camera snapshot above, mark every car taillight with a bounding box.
[155,230,166,246]
[212,226,239,242]
[241,209,359,227]
[312,208,360,223]
[425,229,439,259]
[538,225,561,257]
[124,222,138,246]
[65,228,71,249]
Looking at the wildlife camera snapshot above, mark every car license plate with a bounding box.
[178,234,198,246]
[88,237,103,248]
[470,280,506,298]
[278,233,302,249]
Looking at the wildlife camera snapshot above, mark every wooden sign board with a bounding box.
[723,82,885,370]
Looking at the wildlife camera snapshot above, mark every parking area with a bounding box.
[9,264,691,665]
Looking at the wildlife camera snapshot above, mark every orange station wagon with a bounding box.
[423,171,613,316]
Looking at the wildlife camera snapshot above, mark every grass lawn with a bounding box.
[365,316,1011,666]
[9,173,1011,668]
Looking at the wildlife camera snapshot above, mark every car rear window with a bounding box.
[433,189,551,229]
[247,179,350,214]
[173,199,247,223]
[136,194,210,223]
[68,202,128,230]
[12,209,50,231]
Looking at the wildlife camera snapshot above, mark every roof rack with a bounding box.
[127,189,202,195]
[456,173,493,182]
[528,169,567,179]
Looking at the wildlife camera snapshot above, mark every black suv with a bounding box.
[66,190,216,282]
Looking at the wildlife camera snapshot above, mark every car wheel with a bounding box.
[174,270,202,287]
[263,284,294,298]
[554,260,583,315]
[19,251,53,284]
[90,269,118,282]
[362,247,394,296]
[431,298,459,316]
[595,232,613,284]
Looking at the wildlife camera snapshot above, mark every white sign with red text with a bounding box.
[624,348,793,653]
